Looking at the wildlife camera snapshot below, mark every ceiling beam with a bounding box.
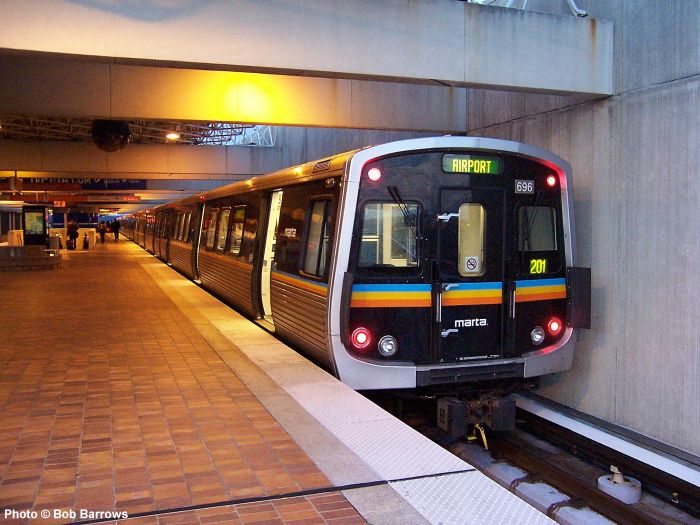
[0,0,612,95]
[0,55,467,133]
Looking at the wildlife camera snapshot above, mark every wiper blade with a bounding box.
[523,191,543,251]
[387,185,420,262]
[388,185,410,224]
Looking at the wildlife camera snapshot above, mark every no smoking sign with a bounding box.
[464,256,479,273]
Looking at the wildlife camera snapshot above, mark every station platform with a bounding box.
[0,241,554,525]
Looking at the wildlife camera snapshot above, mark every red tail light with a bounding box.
[351,327,372,350]
[546,175,557,187]
[547,317,563,336]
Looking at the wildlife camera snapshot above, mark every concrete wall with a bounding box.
[469,0,700,455]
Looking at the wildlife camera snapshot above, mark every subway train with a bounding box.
[121,137,590,393]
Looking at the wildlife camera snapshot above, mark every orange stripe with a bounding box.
[516,291,566,302]
[272,273,327,296]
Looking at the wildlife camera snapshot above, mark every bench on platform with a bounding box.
[0,245,62,271]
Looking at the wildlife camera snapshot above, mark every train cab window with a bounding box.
[519,206,557,252]
[205,208,218,249]
[215,208,230,251]
[358,202,419,270]
[227,206,246,255]
[302,200,332,277]
[458,204,485,277]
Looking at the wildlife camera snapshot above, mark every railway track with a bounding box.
[455,430,679,525]
[372,392,699,525]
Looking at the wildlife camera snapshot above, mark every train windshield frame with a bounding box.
[357,200,421,275]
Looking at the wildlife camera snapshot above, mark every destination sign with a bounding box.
[442,155,502,175]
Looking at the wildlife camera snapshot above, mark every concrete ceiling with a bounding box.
[0,0,613,215]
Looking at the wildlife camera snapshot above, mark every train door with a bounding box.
[260,189,283,322]
[436,188,505,361]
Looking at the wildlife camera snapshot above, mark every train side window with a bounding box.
[227,206,246,255]
[458,204,485,277]
[358,202,419,270]
[179,213,186,241]
[302,200,332,278]
[519,206,557,251]
[215,208,230,251]
[183,212,192,243]
[204,208,218,249]
[172,213,182,240]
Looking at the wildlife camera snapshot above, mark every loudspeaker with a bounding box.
[91,120,131,152]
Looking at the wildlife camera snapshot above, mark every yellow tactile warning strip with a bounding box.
[0,243,366,524]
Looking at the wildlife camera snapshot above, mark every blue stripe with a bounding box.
[352,284,431,292]
[443,282,502,291]
[516,278,566,288]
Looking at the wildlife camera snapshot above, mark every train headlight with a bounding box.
[530,326,546,345]
[377,335,398,357]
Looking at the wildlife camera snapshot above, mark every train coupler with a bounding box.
[437,395,516,441]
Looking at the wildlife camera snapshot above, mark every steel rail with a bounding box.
[488,431,671,525]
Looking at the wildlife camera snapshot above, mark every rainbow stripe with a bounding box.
[442,282,503,306]
[351,284,431,308]
[515,278,567,302]
[272,271,328,296]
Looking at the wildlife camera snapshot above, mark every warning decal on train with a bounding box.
[464,256,479,274]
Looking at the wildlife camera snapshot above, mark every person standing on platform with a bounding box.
[66,218,79,250]
[111,219,121,241]
[97,221,107,243]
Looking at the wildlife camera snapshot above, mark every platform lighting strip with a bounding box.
[513,394,700,488]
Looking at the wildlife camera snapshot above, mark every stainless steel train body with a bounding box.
[121,137,590,391]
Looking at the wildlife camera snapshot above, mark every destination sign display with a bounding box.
[442,154,502,175]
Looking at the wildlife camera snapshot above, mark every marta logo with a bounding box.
[454,318,488,328]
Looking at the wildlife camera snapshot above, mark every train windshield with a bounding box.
[519,206,557,251]
[358,202,419,269]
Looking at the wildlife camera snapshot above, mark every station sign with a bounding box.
[0,177,148,191]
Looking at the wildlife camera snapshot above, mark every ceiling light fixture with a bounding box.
[166,123,181,141]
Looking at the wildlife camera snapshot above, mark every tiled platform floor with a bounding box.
[0,242,364,524]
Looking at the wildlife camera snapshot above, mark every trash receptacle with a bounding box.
[49,236,60,250]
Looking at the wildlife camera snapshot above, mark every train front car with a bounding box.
[328,137,590,392]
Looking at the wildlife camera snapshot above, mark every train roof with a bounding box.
[130,136,571,216]
[176,147,360,208]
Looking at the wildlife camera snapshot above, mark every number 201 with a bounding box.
[530,259,547,274]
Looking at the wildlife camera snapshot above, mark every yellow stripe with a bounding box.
[442,297,502,306]
[351,298,431,308]
[352,292,431,301]
[272,273,327,296]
